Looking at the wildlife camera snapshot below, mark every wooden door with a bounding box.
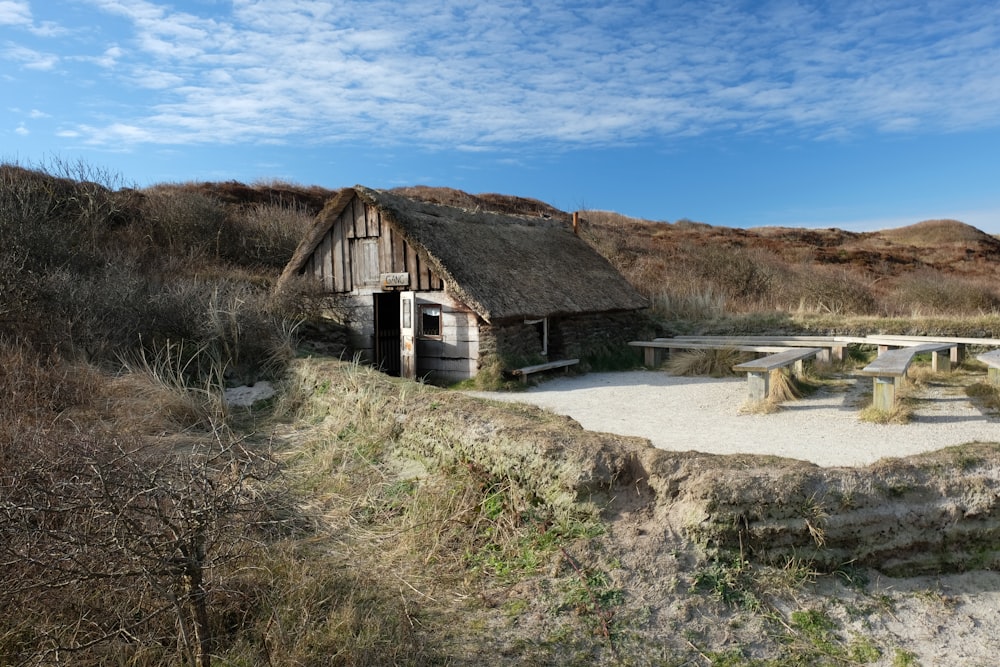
[400,291,416,379]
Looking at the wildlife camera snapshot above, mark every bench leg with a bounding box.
[872,376,897,411]
[932,351,951,373]
[816,349,831,364]
[643,347,663,368]
[794,359,805,375]
[989,367,1000,387]
[952,345,962,364]
[746,371,769,403]
[832,346,845,362]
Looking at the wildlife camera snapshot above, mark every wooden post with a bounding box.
[872,376,896,412]
[931,351,951,373]
[746,371,769,403]
[572,211,579,235]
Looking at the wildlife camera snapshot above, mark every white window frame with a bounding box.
[418,303,443,339]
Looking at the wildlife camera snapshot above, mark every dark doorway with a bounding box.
[374,292,401,376]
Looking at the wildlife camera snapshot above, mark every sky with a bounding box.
[4,1,1000,233]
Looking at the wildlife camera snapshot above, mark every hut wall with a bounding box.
[479,310,651,373]
[476,321,548,371]
[305,195,443,294]
[317,293,377,363]
[415,292,479,384]
[550,311,650,362]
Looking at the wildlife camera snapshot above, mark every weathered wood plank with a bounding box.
[416,338,477,358]
[317,231,334,290]
[511,358,579,384]
[405,242,419,285]
[732,348,822,373]
[858,343,955,378]
[391,229,407,275]
[630,341,793,353]
[978,350,1000,386]
[416,356,478,373]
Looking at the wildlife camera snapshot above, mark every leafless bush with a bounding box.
[785,265,880,315]
[650,289,727,322]
[0,431,283,666]
[675,243,785,308]
[140,187,229,261]
[891,269,1000,315]
[223,202,317,269]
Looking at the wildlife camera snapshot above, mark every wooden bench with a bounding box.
[510,358,579,384]
[732,348,823,403]
[858,343,956,411]
[977,350,1000,386]
[865,335,1000,363]
[673,335,850,363]
[628,340,799,368]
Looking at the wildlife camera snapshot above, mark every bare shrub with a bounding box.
[140,186,229,261]
[785,265,880,315]
[892,269,1000,315]
[0,431,283,666]
[674,243,785,309]
[650,289,727,323]
[223,202,314,269]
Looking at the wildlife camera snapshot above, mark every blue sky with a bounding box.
[4,1,1000,233]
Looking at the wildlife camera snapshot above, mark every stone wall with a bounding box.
[477,309,653,375]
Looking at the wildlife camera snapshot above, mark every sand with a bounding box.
[469,369,1000,467]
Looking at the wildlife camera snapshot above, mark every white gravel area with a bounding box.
[469,370,1000,467]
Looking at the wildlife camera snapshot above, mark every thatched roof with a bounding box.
[280,186,647,322]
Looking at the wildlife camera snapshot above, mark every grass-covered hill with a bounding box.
[3,163,1000,666]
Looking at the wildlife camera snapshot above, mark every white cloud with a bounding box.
[3,44,58,70]
[0,0,30,26]
[15,123,28,135]
[36,0,1000,150]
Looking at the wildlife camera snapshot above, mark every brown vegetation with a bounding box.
[4,167,1000,664]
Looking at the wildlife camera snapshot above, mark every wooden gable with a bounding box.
[301,194,444,293]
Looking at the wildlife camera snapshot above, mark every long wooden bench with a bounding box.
[629,341,799,368]
[858,343,956,411]
[671,335,862,362]
[510,358,579,384]
[866,335,1000,363]
[978,350,1000,386]
[732,348,823,403]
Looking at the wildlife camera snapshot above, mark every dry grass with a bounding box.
[666,348,746,377]
[966,381,1000,414]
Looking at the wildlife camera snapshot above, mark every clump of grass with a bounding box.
[667,348,745,377]
[114,340,229,432]
[966,381,1000,413]
[768,368,818,403]
[859,403,913,424]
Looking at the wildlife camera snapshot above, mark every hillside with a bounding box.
[3,165,1000,665]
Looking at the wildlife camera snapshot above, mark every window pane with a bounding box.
[420,305,441,337]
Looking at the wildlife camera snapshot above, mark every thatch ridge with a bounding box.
[279,185,647,322]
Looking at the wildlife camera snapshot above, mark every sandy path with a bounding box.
[469,370,1000,467]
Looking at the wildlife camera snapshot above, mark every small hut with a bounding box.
[278,186,648,383]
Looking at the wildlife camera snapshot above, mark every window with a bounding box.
[419,304,442,338]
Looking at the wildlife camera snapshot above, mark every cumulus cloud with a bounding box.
[27,0,1000,148]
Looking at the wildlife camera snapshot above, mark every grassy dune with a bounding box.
[3,164,1000,664]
